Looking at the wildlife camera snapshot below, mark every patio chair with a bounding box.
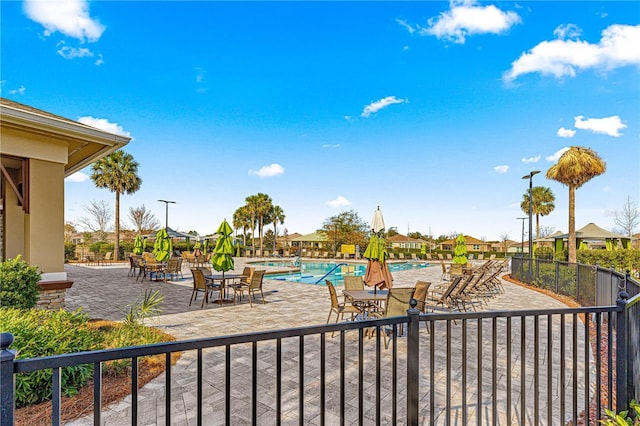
[343,275,370,311]
[440,261,449,281]
[232,270,266,307]
[412,281,431,313]
[190,268,219,308]
[370,287,415,348]
[127,255,141,277]
[164,258,183,281]
[325,280,362,337]
[426,276,463,313]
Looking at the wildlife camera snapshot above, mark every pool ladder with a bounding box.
[315,263,348,284]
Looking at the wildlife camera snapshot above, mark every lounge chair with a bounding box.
[325,280,362,336]
[426,276,463,312]
[398,253,405,260]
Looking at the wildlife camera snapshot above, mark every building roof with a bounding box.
[279,232,303,242]
[387,234,425,243]
[0,97,130,176]
[291,231,328,242]
[554,223,629,241]
[440,235,486,245]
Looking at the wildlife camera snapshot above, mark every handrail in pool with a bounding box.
[314,263,348,284]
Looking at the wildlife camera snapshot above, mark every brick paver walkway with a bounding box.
[63,259,591,425]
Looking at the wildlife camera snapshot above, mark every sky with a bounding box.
[2,0,639,241]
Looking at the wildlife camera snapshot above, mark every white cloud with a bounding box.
[574,115,626,137]
[396,18,417,35]
[361,96,407,118]
[504,24,640,82]
[521,156,540,163]
[94,54,104,66]
[546,147,570,162]
[77,116,132,138]
[553,24,582,40]
[344,115,353,121]
[65,172,89,183]
[326,196,351,208]
[403,45,409,51]
[57,42,93,59]
[194,67,206,83]
[493,165,509,174]
[422,0,521,44]
[248,163,285,178]
[8,85,26,95]
[24,0,105,42]
[322,144,341,149]
[557,127,576,138]
[602,186,611,193]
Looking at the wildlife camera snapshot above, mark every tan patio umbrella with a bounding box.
[363,206,393,291]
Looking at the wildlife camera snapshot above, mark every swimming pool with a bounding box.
[250,261,431,285]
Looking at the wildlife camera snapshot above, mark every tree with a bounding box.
[538,226,556,238]
[546,146,606,263]
[233,205,252,247]
[244,194,259,250]
[319,210,369,254]
[387,227,399,237]
[254,193,273,255]
[91,150,142,260]
[64,221,77,243]
[77,199,113,241]
[613,196,640,238]
[129,205,160,233]
[270,205,285,252]
[520,186,556,240]
[499,232,511,254]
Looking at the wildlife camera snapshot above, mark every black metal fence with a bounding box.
[1,292,638,425]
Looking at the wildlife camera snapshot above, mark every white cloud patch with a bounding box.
[361,96,407,118]
[553,24,582,40]
[57,41,93,59]
[326,196,351,208]
[248,163,285,178]
[8,85,26,95]
[557,127,576,138]
[24,0,105,42]
[574,115,626,137]
[422,0,521,44]
[65,172,89,183]
[77,116,132,138]
[194,67,206,83]
[322,144,341,149]
[521,155,540,163]
[504,24,640,82]
[546,147,570,162]
[94,54,104,66]
[396,18,417,34]
[493,165,509,174]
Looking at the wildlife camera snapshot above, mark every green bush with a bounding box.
[0,308,101,407]
[599,399,640,425]
[0,256,41,309]
[64,242,77,261]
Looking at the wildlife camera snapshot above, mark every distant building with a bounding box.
[291,232,329,252]
[440,235,491,252]
[387,234,426,250]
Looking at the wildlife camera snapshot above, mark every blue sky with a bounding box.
[2,1,639,241]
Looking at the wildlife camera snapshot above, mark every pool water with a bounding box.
[250,261,431,285]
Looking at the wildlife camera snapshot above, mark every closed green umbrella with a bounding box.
[153,228,172,262]
[211,219,234,278]
[133,235,143,255]
[203,239,209,255]
[193,240,202,257]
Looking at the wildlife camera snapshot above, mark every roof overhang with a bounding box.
[0,102,131,177]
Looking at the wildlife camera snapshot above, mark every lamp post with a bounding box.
[516,217,527,255]
[157,199,176,231]
[521,171,540,283]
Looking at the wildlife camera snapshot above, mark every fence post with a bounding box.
[615,284,629,413]
[1,332,16,426]
[406,298,420,425]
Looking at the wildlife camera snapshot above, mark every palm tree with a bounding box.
[91,150,141,260]
[254,193,273,255]
[232,205,252,247]
[244,195,260,253]
[520,186,556,241]
[546,146,606,263]
[270,205,285,252]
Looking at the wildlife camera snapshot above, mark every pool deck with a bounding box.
[62,258,589,425]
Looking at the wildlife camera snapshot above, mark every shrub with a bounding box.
[0,308,101,407]
[0,256,41,309]
[599,399,640,425]
[64,242,77,261]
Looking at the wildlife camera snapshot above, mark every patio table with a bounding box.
[204,273,247,303]
[343,289,388,318]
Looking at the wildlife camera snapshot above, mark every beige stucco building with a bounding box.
[1,98,130,292]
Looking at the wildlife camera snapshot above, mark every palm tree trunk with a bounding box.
[535,213,540,241]
[115,191,120,261]
[259,216,264,254]
[273,220,277,252]
[568,186,576,263]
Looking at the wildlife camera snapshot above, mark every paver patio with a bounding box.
[63,259,591,425]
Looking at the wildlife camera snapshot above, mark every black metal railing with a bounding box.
[2,290,638,425]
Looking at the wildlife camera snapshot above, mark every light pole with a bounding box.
[521,171,540,283]
[516,217,527,255]
[157,199,176,230]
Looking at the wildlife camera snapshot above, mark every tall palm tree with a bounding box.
[520,186,556,241]
[91,150,142,260]
[244,195,260,253]
[270,205,285,252]
[254,193,273,254]
[546,146,606,263]
[232,205,252,247]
